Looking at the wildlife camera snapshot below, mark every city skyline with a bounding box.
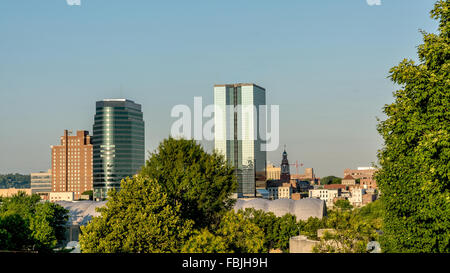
[0,0,439,177]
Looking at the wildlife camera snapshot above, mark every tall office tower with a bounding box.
[214,83,267,198]
[31,169,52,200]
[93,99,145,201]
[51,130,93,200]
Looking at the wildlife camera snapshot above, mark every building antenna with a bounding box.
[119,84,124,98]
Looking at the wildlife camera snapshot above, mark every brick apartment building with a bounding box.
[344,167,378,189]
[51,130,93,200]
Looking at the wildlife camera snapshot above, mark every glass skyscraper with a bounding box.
[93,99,145,201]
[214,83,267,198]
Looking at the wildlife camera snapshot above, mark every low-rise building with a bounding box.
[309,188,341,208]
[349,188,366,207]
[292,179,312,192]
[291,168,320,185]
[324,184,347,190]
[344,167,378,189]
[362,193,377,205]
[0,188,32,198]
[342,175,357,186]
[50,192,74,202]
[31,169,52,200]
[267,181,292,200]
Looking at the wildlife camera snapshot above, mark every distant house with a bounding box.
[309,189,341,208]
[344,167,378,189]
[342,175,357,186]
[267,181,292,200]
[348,188,366,207]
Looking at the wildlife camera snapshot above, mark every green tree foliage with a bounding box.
[140,137,237,229]
[0,191,41,218]
[299,217,327,240]
[79,176,194,253]
[271,214,299,252]
[313,209,378,253]
[320,176,342,185]
[30,202,69,251]
[238,201,383,253]
[0,192,69,252]
[242,208,321,253]
[334,199,353,211]
[81,190,93,199]
[0,213,32,250]
[376,0,450,252]
[181,210,265,253]
[241,208,279,251]
[0,174,30,189]
[216,210,265,253]
[181,229,228,253]
[357,199,384,230]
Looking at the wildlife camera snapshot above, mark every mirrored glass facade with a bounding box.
[93,99,145,200]
[214,84,266,197]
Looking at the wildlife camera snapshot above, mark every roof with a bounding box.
[214,83,266,91]
[343,175,355,180]
[56,201,107,226]
[324,184,347,190]
[267,180,291,188]
[234,198,326,221]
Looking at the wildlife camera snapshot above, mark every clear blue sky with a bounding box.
[0,0,439,177]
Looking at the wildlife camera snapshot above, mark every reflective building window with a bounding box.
[93,99,145,201]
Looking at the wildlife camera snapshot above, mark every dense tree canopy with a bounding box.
[0,174,30,189]
[314,208,378,253]
[0,192,69,252]
[140,137,237,229]
[79,176,194,253]
[80,138,246,253]
[320,176,342,185]
[334,199,353,211]
[376,0,450,253]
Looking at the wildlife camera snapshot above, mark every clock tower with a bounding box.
[280,148,291,182]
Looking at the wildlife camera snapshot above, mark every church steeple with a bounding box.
[280,146,291,182]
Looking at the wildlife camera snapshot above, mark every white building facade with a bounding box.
[309,189,340,208]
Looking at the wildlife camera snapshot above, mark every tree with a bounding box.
[272,214,299,252]
[299,217,327,240]
[140,137,237,229]
[0,192,69,252]
[81,190,93,199]
[241,208,279,252]
[79,176,194,253]
[0,174,30,189]
[376,0,450,253]
[334,199,353,211]
[0,213,32,250]
[320,176,342,185]
[0,191,41,219]
[313,209,377,253]
[214,210,264,253]
[30,202,69,251]
[181,210,265,254]
[357,199,384,230]
[181,229,228,253]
